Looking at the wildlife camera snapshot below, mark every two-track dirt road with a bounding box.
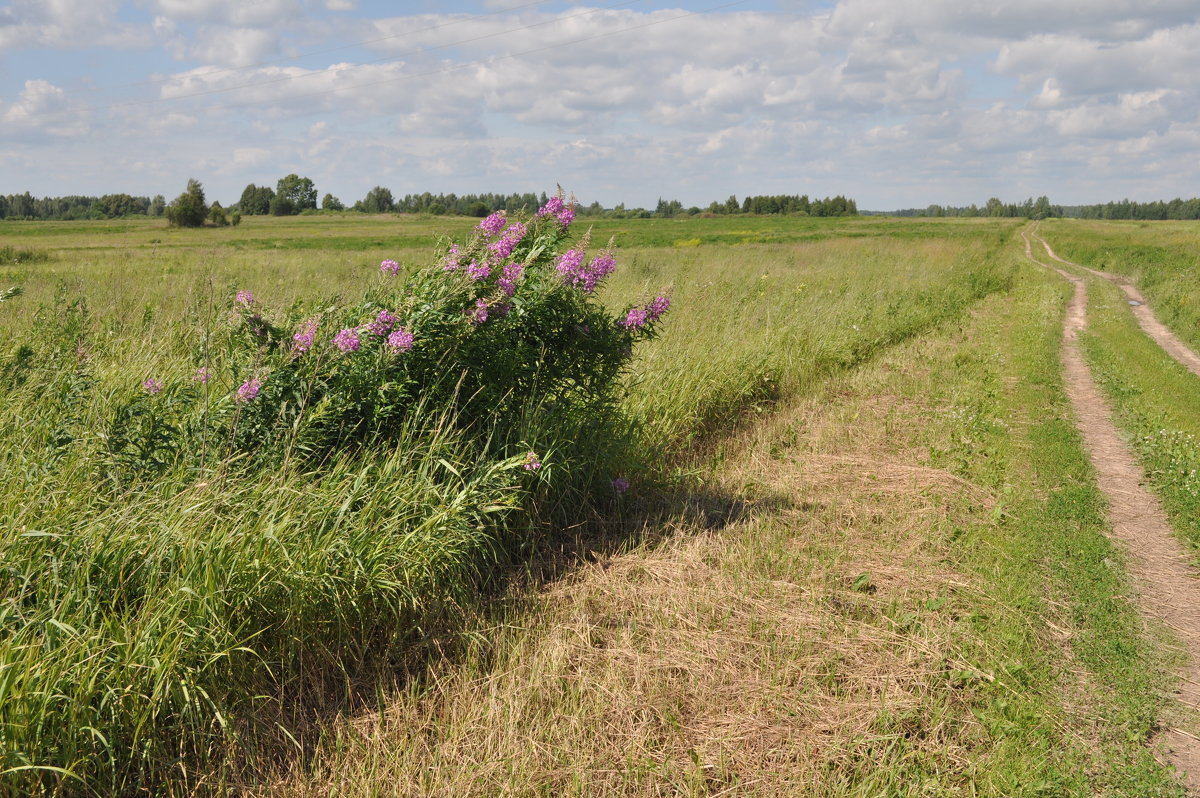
[1023,229,1200,791]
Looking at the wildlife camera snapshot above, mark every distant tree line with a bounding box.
[0,192,166,221]
[885,195,1200,221]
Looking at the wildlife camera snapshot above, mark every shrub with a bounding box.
[164,179,208,228]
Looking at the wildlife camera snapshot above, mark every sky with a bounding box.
[1,0,1198,210]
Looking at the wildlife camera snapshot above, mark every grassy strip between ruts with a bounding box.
[267,242,1183,795]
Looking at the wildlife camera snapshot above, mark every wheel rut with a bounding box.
[1031,227,1200,377]
[1022,229,1200,791]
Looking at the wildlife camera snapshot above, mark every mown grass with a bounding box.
[270,239,1181,795]
[0,215,1022,795]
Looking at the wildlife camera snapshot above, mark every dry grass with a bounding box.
[266,378,997,797]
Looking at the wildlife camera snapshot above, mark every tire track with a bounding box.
[1022,229,1200,791]
[1031,227,1200,377]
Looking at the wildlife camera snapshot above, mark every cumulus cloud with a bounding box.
[4,2,1200,207]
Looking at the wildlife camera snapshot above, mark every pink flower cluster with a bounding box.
[478,212,506,236]
[467,261,491,281]
[143,378,162,395]
[333,328,361,353]
[387,327,414,353]
[470,298,490,325]
[487,222,526,259]
[443,244,461,271]
[380,259,401,276]
[536,196,574,228]
[523,451,541,471]
[236,378,261,403]
[193,367,210,385]
[368,310,396,336]
[293,318,319,353]
[498,262,524,296]
[620,296,671,329]
[235,290,255,306]
[558,250,616,294]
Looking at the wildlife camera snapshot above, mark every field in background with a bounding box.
[1,213,1196,795]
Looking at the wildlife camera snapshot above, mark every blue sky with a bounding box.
[2,0,1199,210]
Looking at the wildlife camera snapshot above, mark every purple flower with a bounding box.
[466,261,491,281]
[193,367,211,385]
[557,205,575,228]
[647,295,671,321]
[380,259,401,276]
[470,298,489,325]
[368,310,396,336]
[498,262,524,296]
[143,378,162,395]
[236,378,261,403]
[620,307,649,329]
[620,295,671,329]
[235,290,255,306]
[443,244,462,272]
[292,318,319,353]
[537,196,564,217]
[487,222,527,259]
[612,477,630,494]
[478,212,506,237]
[556,249,585,282]
[523,451,541,471]
[386,327,414,353]
[333,328,360,353]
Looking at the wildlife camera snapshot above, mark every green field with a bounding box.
[3,213,1200,795]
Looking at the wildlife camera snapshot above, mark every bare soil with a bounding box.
[1023,230,1200,791]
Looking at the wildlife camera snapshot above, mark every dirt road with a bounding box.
[1022,229,1200,790]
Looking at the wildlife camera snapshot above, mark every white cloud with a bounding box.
[1,79,88,138]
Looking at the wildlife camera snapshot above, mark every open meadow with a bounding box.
[4,213,1200,795]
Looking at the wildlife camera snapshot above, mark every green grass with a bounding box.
[0,214,1022,794]
[271,237,1181,796]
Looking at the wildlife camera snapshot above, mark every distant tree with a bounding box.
[209,201,229,227]
[356,186,395,213]
[230,209,242,227]
[269,195,295,216]
[321,193,344,211]
[239,184,275,215]
[467,201,489,217]
[276,174,317,212]
[149,194,166,217]
[165,179,208,228]
[724,195,740,214]
[984,197,1004,217]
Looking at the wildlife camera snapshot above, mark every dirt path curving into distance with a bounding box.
[1022,229,1200,790]
[1031,228,1200,377]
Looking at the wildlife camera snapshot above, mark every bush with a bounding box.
[164,179,207,227]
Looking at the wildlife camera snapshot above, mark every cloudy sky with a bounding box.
[2,0,1198,210]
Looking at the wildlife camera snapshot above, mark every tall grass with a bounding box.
[0,214,1016,794]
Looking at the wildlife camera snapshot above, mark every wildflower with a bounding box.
[647,295,671,321]
[466,261,491,281]
[333,328,360,353]
[236,378,261,403]
[556,249,585,282]
[470,298,489,325]
[386,327,414,353]
[235,290,255,306]
[492,301,512,319]
[523,451,542,471]
[498,262,524,296]
[557,204,575,228]
[487,222,527,259]
[478,212,506,237]
[379,259,401,276]
[582,253,616,293]
[537,196,564,217]
[292,318,319,353]
[143,378,162,395]
[612,477,630,494]
[620,306,648,329]
[368,310,396,336]
[193,366,211,385]
[443,244,462,271]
